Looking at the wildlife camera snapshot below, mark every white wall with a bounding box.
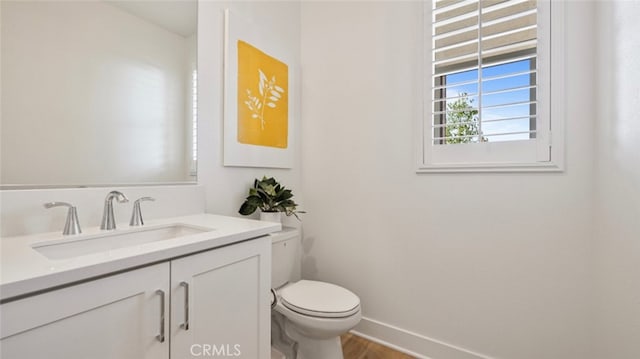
[1,1,193,185]
[196,1,303,224]
[300,2,595,358]
[594,2,640,358]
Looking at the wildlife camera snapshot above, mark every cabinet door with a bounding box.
[170,237,271,359]
[0,262,170,359]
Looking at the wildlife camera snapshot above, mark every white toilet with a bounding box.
[270,228,361,359]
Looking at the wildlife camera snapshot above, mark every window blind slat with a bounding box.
[482,84,535,96]
[435,42,479,62]
[481,13,536,38]
[481,99,536,110]
[433,130,536,141]
[482,53,537,72]
[482,130,536,138]
[433,130,536,140]
[481,0,537,22]
[433,100,536,116]
[432,115,536,128]
[435,2,478,22]
[482,28,537,51]
[433,105,480,115]
[481,0,510,9]
[434,76,478,89]
[435,0,466,10]
[435,28,478,49]
[434,16,478,36]
[433,84,534,104]
[481,42,536,64]
[433,92,480,104]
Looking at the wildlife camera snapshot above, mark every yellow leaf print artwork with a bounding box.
[237,40,288,149]
[244,70,285,130]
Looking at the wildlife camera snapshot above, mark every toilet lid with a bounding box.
[279,280,360,318]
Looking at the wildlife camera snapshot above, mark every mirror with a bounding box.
[0,0,198,188]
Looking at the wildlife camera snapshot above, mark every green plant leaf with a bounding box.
[261,177,276,186]
[246,195,263,206]
[238,202,257,215]
[256,191,270,209]
[240,176,304,220]
[276,189,293,201]
[262,184,276,196]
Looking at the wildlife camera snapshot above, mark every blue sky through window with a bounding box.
[441,59,535,142]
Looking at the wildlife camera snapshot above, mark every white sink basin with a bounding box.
[32,224,213,260]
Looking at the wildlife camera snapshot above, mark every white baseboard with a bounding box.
[351,317,495,359]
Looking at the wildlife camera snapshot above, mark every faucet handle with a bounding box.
[44,202,82,235]
[130,197,156,227]
[106,190,129,203]
[44,201,73,209]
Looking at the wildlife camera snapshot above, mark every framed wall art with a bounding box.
[223,9,295,168]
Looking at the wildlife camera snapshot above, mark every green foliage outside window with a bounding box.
[444,93,486,144]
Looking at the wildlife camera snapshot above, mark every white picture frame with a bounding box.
[223,9,295,168]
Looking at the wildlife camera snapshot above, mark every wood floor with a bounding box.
[341,333,415,359]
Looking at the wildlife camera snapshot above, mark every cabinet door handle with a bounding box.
[155,289,166,343]
[180,282,190,330]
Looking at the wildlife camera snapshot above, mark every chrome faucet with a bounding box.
[44,202,82,235]
[101,191,129,230]
[130,197,155,226]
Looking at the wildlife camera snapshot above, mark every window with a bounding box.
[418,0,564,172]
[190,69,198,177]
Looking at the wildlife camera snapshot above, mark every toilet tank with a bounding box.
[270,228,301,288]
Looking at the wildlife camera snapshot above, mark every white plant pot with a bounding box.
[260,212,282,223]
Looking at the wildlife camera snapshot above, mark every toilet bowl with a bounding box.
[270,229,361,359]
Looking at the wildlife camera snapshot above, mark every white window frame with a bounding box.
[417,0,565,173]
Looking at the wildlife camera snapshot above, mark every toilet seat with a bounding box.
[279,280,360,318]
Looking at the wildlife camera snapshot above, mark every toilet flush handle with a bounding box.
[271,289,277,309]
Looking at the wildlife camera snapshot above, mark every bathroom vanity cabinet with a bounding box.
[0,236,271,359]
[170,236,270,359]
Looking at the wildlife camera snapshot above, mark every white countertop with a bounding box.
[0,214,281,301]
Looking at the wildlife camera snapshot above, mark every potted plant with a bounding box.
[238,176,305,222]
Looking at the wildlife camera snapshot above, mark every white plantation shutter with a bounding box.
[422,0,557,171]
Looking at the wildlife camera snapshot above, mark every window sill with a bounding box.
[416,161,564,173]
